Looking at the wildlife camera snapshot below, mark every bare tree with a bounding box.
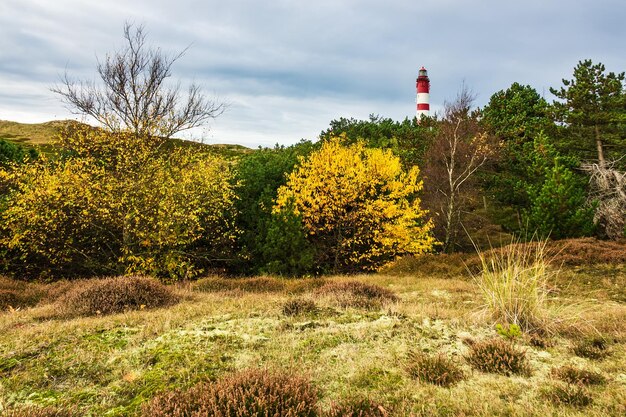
[52,23,225,138]
[423,85,497,252]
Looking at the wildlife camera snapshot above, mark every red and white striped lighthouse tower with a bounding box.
[416,66,430,119]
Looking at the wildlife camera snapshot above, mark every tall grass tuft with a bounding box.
[473,239,554,333]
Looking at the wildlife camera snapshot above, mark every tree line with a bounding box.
[0,24,624,281]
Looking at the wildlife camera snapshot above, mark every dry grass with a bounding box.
[327,398,389,417]
[472,239,554,333]
[0,269,624,416]
[316,281,398,309]
[2,406,78,417]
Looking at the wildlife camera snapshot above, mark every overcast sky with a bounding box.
[1,0,624,147]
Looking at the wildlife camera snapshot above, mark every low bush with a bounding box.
[327,397,389,417]
[0,277,45,310]
[466,338,531,376]
[542,382,593,408]
[406,352,465,387]
[192,276,286,293]
[141,368,318,417]
[316,281,398,309]
[551,365,606,386]
[572,337,610,360]
[57,275,178,316]
[283,299,318,316]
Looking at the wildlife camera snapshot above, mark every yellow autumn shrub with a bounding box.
[274,136,434,272]
[0,126,236,280]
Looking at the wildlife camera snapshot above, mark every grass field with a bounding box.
[1,243,624,416]
[0,120,253,159]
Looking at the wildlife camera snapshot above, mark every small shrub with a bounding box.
[3,406,78,417]
[316,281,398,309]
[192,276,286,293]
[327,397,389,417]
[496,323,522,341]
[141,368,318,417]
[283,299,318,316]
[57,275,178,316]
[542,382,593,407]
[573,337,610,360]
[473,238,553,332]
[466,338,531,376]
[551,365,606,386]
[406,352,465,387]
[0,277,46,310]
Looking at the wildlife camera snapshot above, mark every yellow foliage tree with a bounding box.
[0,126,236,280]
[274,136,434,272]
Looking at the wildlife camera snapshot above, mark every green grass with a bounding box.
[0,264,625,416]
[0,120,253,160]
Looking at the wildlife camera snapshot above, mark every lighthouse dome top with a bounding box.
[418,67,428,76]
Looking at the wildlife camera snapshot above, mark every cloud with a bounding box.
[1,0,624,146]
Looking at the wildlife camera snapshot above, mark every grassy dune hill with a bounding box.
[1,239,625,416]
[0,120,253,158]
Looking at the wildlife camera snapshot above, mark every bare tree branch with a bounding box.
[51,22,225,138]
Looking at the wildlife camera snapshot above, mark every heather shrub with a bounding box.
[141,368,318,417]
[57,275,178,316]
[0,277,45,310]
[282,298,318,316]
[406,352,465,387]
[466,338,531,376]
[316,281,398,309]
[542,382,593,407]
[327,397,389,417]
[192,276,286,293]
[551,365,606,386]
[572,337,610,360]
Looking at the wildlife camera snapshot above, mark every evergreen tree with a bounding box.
[550,60,626,168]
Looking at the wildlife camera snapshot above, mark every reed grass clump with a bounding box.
[473,239,554,332]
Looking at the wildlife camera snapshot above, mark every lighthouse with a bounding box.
[416,66,430,119]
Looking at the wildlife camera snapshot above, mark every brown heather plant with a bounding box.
[141,368,318,417]
[326,398,389,417]
[0,277,45,310]
[551,365,607,386]
[542,382,594,408]
[466,338,531,376]
[572,337,611,360]
[282,298,318,316]
[406,352,466,387]
[56,275,178,316]
[316,281,398,309]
